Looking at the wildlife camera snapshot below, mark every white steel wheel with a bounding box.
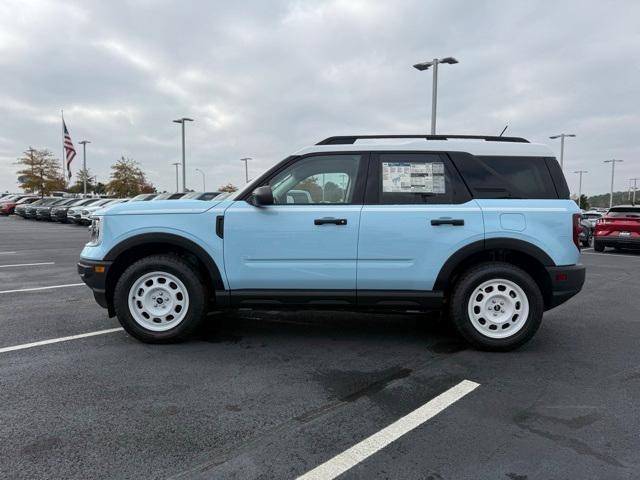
[467,278,529,339]
[128,271,190,332]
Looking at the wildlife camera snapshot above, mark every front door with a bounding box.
[357,151,484,304]
[223,153,367,305]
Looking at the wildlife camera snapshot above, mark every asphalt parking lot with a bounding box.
[1,215,639,479]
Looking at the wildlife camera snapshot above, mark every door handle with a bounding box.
[314,217,348,226]
[431,218,465,226]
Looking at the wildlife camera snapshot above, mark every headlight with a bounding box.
[82,210,89,215]
[87,217,103,246]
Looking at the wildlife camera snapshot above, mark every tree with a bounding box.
[294,177,322,202]
[94,182,107,195]
[577,194,589,210]
[67,168,95,194]
[15,148,65,196]
[219,183,238,193]
[106,156,155,197]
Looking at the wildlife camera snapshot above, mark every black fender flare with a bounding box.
[104,233,224,290]
[433,238,555,291]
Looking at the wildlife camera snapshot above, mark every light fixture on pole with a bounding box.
[574,170,588,209]
[78,140,91,196]
[172,117,193,192]
[604,159,623,209]
[630,177,640,205]
[549,133,576,170]
[413,56,458,135]
[171,162,180,193]
[195,168,206,191]
[240,157,252,183]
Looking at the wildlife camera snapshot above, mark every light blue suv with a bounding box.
[78,135,585,351]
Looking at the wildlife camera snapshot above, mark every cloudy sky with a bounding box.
[0,0,638,195]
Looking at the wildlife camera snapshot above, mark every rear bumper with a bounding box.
[595,236,640,249]
[77,259,112,310]
[545,264,586,309]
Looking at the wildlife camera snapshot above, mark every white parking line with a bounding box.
[0,328,124,354]
[0,251,16,255]
[0,262,55,268]
[582,252,640,259]
[297,379,480,480]
[0,283,84,294]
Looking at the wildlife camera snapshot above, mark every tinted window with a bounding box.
[268,154,363,205]
[608,207,640,217]
[368,153,471,205]
[452,154,559,199]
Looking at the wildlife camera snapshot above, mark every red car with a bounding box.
[594,205,640,252]
[0,195,38,215]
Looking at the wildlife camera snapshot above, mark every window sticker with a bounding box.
[382,162,446,193]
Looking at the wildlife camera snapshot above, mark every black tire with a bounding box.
[449,262,544,352]
[593,241,605,252]
[113,254,207,343]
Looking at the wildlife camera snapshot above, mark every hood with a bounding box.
[98,199,222,216]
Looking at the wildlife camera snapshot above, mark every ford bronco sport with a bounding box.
[78,135,585,351]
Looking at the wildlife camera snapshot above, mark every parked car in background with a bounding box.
[79,199,128,225]
[0,196,38,215]
[35,198,77,221]
[67,198,110,224]
[130,193,158,202]
[180,191,222,201]
[24,197,62,219]
[152,192,186,200]
[579,217,593,247]
[51,198,99,223]
[594,205,640,251]
[582,210,603,228]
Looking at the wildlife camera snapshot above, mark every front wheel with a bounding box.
[113,254,207,343]
[593,240,605,252]
[449,262,544,351]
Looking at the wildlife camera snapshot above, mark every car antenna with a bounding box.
[499,125,508,137]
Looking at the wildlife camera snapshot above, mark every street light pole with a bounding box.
[413,57,459,135]
[171,162,180,193]
[78,140,91,196]
[574,170,588,209]
[604,159,623,209]
[240,157,252,183]
[195,168,206,191]
[173,117,193,192]
[630,177,640,205]
[549,133,576,170]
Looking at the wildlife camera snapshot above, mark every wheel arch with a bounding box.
[103,233,224,315]
[435,239,555,309]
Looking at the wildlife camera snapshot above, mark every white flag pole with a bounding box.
[61,110,65,186]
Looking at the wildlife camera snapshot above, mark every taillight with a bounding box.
[572,213,581,249]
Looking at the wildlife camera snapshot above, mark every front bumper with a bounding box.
[545,264,586,309]
[78,259,112,311]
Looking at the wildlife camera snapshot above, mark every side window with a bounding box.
[371,153,470,205]
[268,154,363,205]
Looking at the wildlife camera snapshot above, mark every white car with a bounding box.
[79,199,128,225]
[582,210,603,227]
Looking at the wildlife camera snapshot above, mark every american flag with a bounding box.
[63,119,76,180]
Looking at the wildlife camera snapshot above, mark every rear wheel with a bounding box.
[113,254,207,343]
[593,241,605,252]
[449,262,543,351]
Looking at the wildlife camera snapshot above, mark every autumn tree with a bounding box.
[106,156,155,197]
[218,183,238,193]
[15,148,65,196]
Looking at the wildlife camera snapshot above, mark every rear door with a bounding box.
[357,152,484,303]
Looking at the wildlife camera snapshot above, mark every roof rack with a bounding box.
[316,134,530,145]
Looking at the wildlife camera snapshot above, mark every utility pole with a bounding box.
[549,133,576,170]
[172,117,193,192]
[574,170,588,209]
[240,157,252,183]
[78,140,90,196]
[171,162,180,193]
[195,168,206,191]
[413,57,459,134]
[604,159,623,209]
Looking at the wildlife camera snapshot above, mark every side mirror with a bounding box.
[250,185,274,206]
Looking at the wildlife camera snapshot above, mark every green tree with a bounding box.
[15,148,65,196]
[106,156,155,197]
[294,176,322,202]
[577,194,589,210]
[67,168,95,194]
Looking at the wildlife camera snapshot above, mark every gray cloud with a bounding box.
[1,0,638,195]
